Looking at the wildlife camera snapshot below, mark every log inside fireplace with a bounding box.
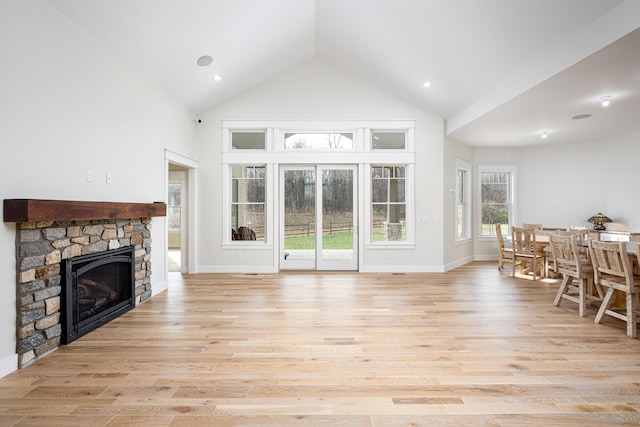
[61,246,135,344]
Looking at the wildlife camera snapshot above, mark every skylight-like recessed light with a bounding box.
[423,81,432,88]
[197,55,213,67]
[213,74,222,82]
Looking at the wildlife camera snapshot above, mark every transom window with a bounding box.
[284,133,353,150]
[231,131,266,150]
[371,131,405,150]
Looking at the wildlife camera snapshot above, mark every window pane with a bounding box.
[457,170,465,204]
[389,178,405,202]
[481,172,509,203]
[371,165,407,242]
[371,178,388,203]
[232,204,265,240]
[372,131,405,149]
[284,133,353,150]
[481,171,510,236]
[168,184,181,230]
[456,168,468,240]
[372,204,388,241]
[231,165,266,242]
[232,132,265,149]
[232,166,265,203]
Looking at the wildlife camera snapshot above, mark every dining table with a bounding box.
[506,232,639,278]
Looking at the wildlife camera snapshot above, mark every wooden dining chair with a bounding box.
[495,223,513,272]
[512,226,546,281]
[549,234,600,316]
[548,229,591,277]
[233,226,257,240]
[522,223,543,231]
[588,240,640,338]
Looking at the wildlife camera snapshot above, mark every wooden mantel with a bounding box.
[3,199,166,222]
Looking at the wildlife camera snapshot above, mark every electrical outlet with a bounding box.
[106,172,112,184]
[86,169,93,182]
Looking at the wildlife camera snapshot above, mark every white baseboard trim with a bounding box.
[151,280,168,298]
[198,265,279,274]
[475,254,498,262]
[199,264,449,274]
[444,256,475,272]
[0,354,17,378]
[359,264,445,273]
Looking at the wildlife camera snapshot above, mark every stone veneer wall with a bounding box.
[15,218,153,368]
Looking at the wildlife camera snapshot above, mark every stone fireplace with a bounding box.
[4,199,166,368]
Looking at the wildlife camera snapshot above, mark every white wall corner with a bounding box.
[151,280,169,298]
[444,256,475,272]
[0,354,18,378]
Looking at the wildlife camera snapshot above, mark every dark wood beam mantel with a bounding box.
[3,199,166,222]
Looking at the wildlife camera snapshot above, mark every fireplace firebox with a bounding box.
[62,246,136,344]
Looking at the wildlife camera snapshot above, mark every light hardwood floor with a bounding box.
[1,262,639,426]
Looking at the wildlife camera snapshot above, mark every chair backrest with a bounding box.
[522,223,543,230]
[495,223,507,249]
[570,224,588,231]
[234,226,257,240]
[588,240,635,292]
[512,226,536,254]
[549,234,583,276]
[565,227,589,241]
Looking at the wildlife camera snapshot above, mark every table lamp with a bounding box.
[587,212,612,230]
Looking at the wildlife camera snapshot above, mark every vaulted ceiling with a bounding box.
[45,0,640,147]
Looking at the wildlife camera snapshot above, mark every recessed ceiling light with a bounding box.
[600,95,611,107]
[213,75,222,82]
[541,131,549,139]
[197,55,213,67]
[423,81,432,88]
[572,114,592,120]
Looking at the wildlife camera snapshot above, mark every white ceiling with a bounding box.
[45,0,640,147]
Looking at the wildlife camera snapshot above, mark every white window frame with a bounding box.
[365,163,414,247]
[223,163,272,247]
[455,160,472,242]
[476,164,517,240]
[221,120,416,253]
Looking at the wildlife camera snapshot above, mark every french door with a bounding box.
[280,165,358,270]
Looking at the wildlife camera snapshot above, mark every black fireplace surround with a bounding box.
[62,246,135,344]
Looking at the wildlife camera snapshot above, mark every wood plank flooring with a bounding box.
[1,262,640,426]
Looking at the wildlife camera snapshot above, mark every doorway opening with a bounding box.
[280,165,358,271]
[165,150,197,278]
[168,168,185,272]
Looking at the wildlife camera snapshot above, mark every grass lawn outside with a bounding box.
[285,233,353,250]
